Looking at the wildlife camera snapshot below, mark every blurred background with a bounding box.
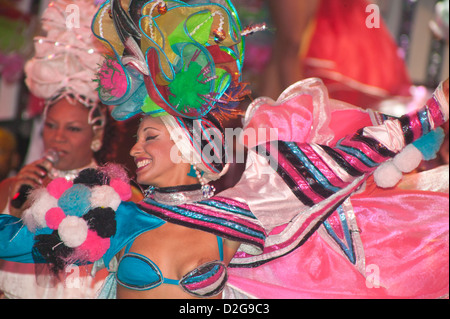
[0,0,449,179]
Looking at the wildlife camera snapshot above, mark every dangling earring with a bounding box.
[192,165,215,199]
[91,139,102,152]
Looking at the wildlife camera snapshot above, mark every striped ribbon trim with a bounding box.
[137,197,266,252]
[322,205,357,264]
[229,173,366,268]
[180,261,228,298]
[399,96,446,144]
[255,136,394,208]
[231,131,396,267]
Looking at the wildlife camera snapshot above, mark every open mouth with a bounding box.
[55,150,67,157]
[135,158,153,172]
[48,148,67,160]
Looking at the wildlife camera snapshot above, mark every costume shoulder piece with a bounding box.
[138,194,266,255]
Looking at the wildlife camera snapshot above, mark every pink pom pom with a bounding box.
[45,207,66,230]
[100,163,130,182]
[47,178,73,199]
[76,230,111,262]
[110,178,132,201]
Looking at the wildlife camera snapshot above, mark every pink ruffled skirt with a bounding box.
[227,171,449,299]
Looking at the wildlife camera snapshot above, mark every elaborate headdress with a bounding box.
[24,0,107,128]
[92,0,263,182]
[93,0,249,118]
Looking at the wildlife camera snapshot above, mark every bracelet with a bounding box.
[434,81,449,122]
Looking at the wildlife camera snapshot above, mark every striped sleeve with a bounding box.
[253,94,447,208]
[364,94,447,151]
[255,140,385,207]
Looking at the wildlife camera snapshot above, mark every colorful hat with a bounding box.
[92,0,265,181]
[92,0,250,120]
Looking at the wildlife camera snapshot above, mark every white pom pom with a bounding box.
[22,189,58,231]
[374,161,403,188]
[90,185,121,210]
[58,216,88,248]
[393,144,423,173]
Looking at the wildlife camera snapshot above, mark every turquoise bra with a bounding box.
[116,236,228,298]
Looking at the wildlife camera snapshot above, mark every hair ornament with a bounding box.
[22,164,131,272]
[241,23,268,37]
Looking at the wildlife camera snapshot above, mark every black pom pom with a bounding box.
[83,207,117,238]
[73,168,110,187]
[34,232,74,273]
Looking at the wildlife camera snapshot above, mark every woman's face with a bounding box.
[130,116,196,187]
[43,99,100,171]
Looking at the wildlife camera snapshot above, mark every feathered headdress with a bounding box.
[24,0,107,125]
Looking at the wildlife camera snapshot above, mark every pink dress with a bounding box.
[222,78,448,299]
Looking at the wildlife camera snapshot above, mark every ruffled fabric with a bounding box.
[222,79,381,236]
[243,78,379,148]
[223,78,449,298]
[227,188,448,299]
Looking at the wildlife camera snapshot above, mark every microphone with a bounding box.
[10,149,60,209]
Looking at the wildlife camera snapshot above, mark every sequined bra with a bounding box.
[116,236,227,298]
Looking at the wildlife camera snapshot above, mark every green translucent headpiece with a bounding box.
[92,0,247,120]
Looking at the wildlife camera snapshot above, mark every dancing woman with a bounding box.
[0,0,448,299]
